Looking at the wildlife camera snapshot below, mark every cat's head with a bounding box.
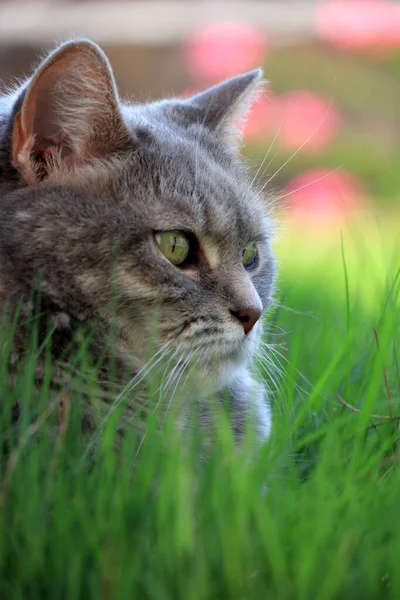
[3,40,276,393]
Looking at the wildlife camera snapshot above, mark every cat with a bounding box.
[0,39,276,445]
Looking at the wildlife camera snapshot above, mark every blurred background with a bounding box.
[1,0,399,339]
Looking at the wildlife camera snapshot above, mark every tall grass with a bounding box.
[0,216,399,599]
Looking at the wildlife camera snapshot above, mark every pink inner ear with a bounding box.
[13,41,130,179]
[22,61,64,133]
[21,60,75,161]
[31,135,87,172]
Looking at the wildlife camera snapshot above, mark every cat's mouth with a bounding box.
[177,323,256,368]
[178,324,242,352]
[177,340,248,395]
[187,340,244,364]
[177,317,260,352]
[145,318,262,394]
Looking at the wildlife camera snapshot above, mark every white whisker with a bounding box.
[122,339,173,396]
[152,344,184,415]
[98,339,174,429]
[260,99,334,192]
[277,162,346,202]
[251,96,293,188]
[266,344,314,398]
[162,350,194,426]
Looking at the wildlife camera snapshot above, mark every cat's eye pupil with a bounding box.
[155,230,190,266]
[242,243,258,271]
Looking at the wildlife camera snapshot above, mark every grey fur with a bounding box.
[0,40,276,444]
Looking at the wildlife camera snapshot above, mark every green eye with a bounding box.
[242,242,258,270]
[155,230,190,266]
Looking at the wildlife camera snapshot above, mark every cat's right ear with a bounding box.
[183,70,264,147]
[10,39,130,184]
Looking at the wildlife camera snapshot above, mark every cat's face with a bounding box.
[2,40,275,394]
[85,124,274,390]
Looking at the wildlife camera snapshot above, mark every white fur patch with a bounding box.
[203,241,220,269]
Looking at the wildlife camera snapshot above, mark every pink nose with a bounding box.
[230,306,262,335]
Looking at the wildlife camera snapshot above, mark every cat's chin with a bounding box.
[181,337,258,396]
[191,360,242,395]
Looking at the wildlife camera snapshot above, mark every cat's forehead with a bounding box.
[122,107,270,244]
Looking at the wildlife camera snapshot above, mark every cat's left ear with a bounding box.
[11,39,130,184]
[187,69,264,145]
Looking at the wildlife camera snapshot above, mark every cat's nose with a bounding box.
[230,306,262,335]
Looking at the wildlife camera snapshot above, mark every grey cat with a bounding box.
[0,40,276,444]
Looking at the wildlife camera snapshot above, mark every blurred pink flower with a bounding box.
[284,168,365,225]
[317,0,400,50]
[184,21,267,82]
[244,90,340,152]
[244,92,279,143]
[275,91,341,154]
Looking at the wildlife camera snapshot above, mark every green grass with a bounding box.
[0,214,399,599]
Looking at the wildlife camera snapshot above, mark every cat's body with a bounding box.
[0,40,275,444]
